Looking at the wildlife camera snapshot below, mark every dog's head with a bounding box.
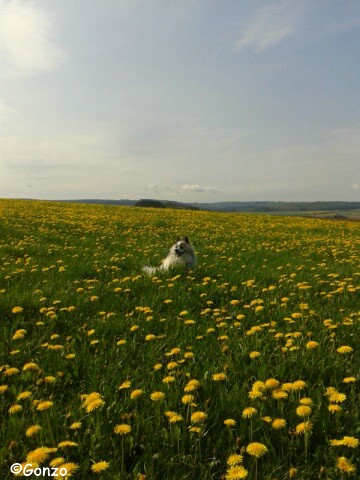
[174,236,191,257]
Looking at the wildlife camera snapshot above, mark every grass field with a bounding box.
[0,199,359,479]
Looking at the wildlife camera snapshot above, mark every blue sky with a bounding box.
[1,0,359,201]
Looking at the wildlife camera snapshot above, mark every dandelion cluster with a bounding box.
[0,199,359,478]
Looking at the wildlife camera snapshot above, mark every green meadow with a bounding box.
[0,199,359,479]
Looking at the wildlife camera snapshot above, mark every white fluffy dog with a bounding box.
[142,236,196,275]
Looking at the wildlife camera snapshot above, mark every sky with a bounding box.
[0,0,359,202]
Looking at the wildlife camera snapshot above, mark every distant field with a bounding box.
[0,200,359,479]
[265,209,360,220]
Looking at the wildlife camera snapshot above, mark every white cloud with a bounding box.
[0,0,65,76]
[236,1,304,52]
[351,183,359,190]
[180,184,220,193]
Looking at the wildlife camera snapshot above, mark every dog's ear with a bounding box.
[184,236,190,244]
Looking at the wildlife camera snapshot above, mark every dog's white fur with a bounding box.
[143,237,196,275]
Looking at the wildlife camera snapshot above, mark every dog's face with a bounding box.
[174,236,191,257]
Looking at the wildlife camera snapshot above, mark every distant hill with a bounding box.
[61,199,136,207]
[135,199,199,210]
[59,199,360,214]
[190,201,360,213]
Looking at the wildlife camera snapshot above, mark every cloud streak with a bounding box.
[236,1,304,52]
[0,0,65,76]
[180,184,220,193]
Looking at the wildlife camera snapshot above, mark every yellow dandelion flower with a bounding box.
[295,421,312,435]
[272,389,288,400]
[86,398,105,412]
[248,389,264,399]
[69,421,82,430]
[4,367,20,376]
[26,425,41,437]
[167,361,178,370]
[49,457,65,467]
[249,351,261,359]
[82,392,105,412]
[165,410,177,418]
[212,372,227,381]
[342,377,356,383]
[150,391,165,402]
[292,380,306,390]
[12,329,27,340]
[341,436,359,448]
[184,319,196,325]
[225,465,248,479]
[224,419,236,427]
[181,394,195,404]
[242,407,257,418]
[0,385,9,394]
[130,389,144,399]
[289,467,298,478]
[296,405,312,417]
[306,341,319,349]
[23,363,40,372]
[58,462,79,476]
[82,392,101,404]
[329,392,346,403]
[44,376,56,383]
[262,416,272,423]
[265,378,280,389]
[328,404,342,413]
[145,334,156,341]
[272,418,287,429]
[330,439,343,446]
[191,411,207,423]
[184,379,200,392]
[168,413,183,423]
[163,376,175,384]
[27,447,53,465]
[246,442,268,458]
[281,383,293,392]
[114,424,131,435]
[119,381,131,390]
[336,456,356,473]
[16,391,32,400]
[189,426,202,433]
[337,346,353,354]
[9,404,23,414]
[36,401,53,411]
[299,397,313,405]
[227,454,243,465]
[91,461,110,473]
[12,306,23,314]
[325,387,337,396]
[58,441,78,448]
